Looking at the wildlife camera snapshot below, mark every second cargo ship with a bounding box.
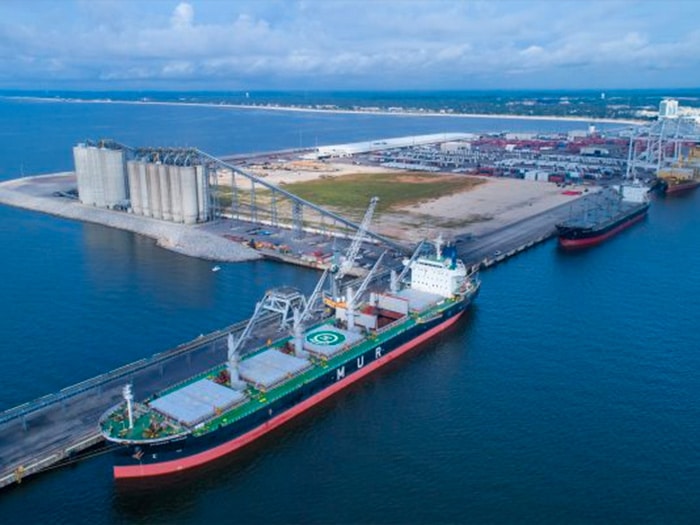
[556,184,650,249]
[99,237,480,479]
[657,145,700,195]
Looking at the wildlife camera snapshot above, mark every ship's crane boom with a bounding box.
[228,299,267,358]
[395,240,425,287]
[350,251,386,308]
[337,196,379,280]
[345,251,386,332]
[299,268,329,325]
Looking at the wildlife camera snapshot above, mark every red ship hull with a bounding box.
[114,310,465,479]
[665,179,700,195]
[558,208,647,249]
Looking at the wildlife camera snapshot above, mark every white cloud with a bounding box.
[171,2,194,29]
[0,0,698,88]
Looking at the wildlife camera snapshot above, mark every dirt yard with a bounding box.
[228,160,586,242]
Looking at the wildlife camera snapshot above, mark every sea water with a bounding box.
[0,96,698,524]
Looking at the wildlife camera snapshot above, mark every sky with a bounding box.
[0,0,698,91]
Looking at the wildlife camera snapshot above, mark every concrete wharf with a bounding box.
[0,191,608,490]
[456,192,605,267]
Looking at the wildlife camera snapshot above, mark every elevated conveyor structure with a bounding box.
[194,150,406,253]
[76,140,408,254]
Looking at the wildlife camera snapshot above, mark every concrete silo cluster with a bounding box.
[126,160,210,224]
[72,142,211,225]
[73,143,129,209]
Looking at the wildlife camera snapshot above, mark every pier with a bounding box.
[0,312,286,489]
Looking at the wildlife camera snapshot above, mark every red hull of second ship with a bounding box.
[665,180,700,195]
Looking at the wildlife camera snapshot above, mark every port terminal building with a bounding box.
[304,133,476,159]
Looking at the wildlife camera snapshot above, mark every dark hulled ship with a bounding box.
[556,184,650,249]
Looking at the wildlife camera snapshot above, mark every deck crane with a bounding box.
[330,196,379,301]
[291,269,329,356]
[226,299,268,389]
[390,239,425,293]
[345,251,386,332]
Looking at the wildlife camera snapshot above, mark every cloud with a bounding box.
[171,2,194,29]
[0,0,698,89]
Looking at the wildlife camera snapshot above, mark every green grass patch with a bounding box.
[279,172,483,215]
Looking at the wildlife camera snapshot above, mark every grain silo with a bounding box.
[158,163,172,221]
[169,165,183,223]
[138,161,150,217]
[89,147,106,207]
[73,143,126,208]
[147,163,162,220]
[77,144,214,224]
[126,160,142,215]
[180,165,199,225]
[73,144,95,206]
[98,147,128,208]
[195,165,210,222]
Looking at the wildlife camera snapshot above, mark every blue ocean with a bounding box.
[0,95,699,524]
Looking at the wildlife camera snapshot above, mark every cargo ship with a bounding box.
[657,167,700,195]
[99,238,480,479]
[657,145,700,195]
[556,184,650,249]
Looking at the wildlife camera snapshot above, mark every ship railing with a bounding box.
[0,428,104,489]
[151,361,228,401]
[373,316,408,337]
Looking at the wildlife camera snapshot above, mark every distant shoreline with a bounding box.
[1,95,644,126]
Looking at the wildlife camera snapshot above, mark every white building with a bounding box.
[659,98,679,119]
[440,141,473,153]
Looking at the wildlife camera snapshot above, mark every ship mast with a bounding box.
[122,384,134,429]
[227,333,246,390]
[291,269,329,356]
[434,234,444,259]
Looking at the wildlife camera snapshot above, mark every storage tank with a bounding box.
[180,165,199,224]
[138,161,151,217]
[89,147,106,207]
[126,160,142,214]
[195,164,209,222]
[158,163,172,221]
[169,165,183,223]
[73,144,95,206]
[147,163,162,219]
[99,147,127,208]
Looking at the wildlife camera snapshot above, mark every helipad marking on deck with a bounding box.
[307,331,346,346]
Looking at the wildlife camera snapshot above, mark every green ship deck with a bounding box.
[102,295,458,443]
